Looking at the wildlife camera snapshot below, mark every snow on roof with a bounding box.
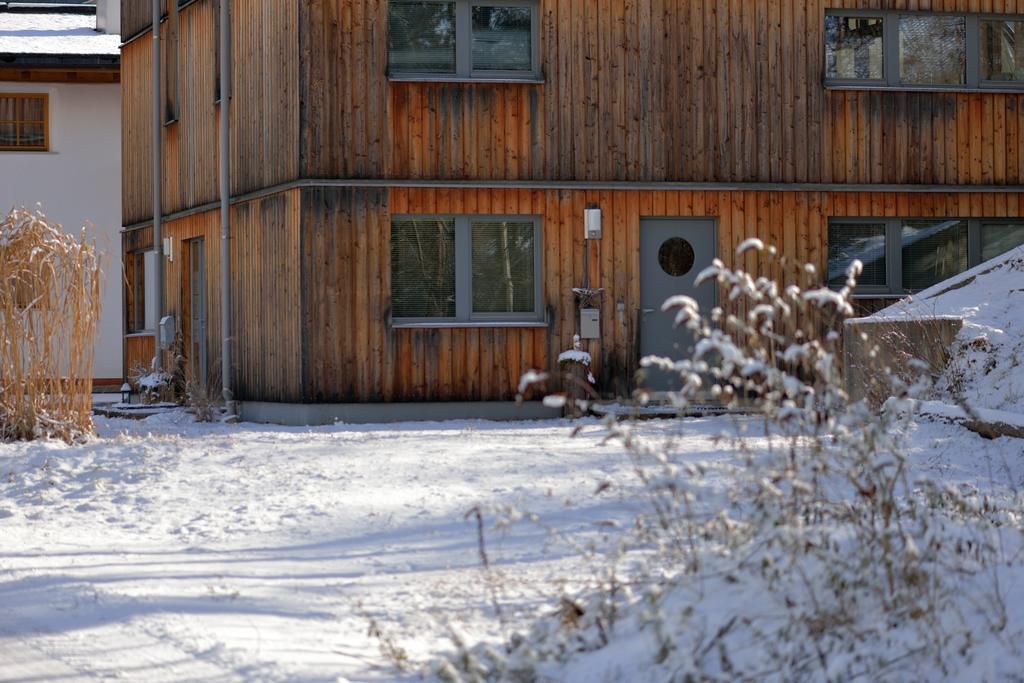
[0,12,120,56]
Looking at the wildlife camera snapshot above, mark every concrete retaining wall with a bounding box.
[843,317,964,408]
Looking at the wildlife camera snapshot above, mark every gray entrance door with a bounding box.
[639,219,717,392]
[188,238,208,382]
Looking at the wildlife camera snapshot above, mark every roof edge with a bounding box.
[0,3,96,16]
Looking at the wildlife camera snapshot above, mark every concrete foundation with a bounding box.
[239,400,563,426]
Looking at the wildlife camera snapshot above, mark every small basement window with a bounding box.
[388,0,541,81]
[391,215,542,324]
[824,9,1024,91]
[828,218,1024,295]
[0,93,48,151]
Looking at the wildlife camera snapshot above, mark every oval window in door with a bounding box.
[658,237,695,277]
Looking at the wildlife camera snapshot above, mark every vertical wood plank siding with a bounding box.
[290,0,1024,186]
[122,190,303,401]
[125,0,1024,224]
[121,0,1024,404]
[121,0,299,225]
[297,187,1024,403]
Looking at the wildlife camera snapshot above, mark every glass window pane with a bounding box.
[472,6,533,72]
[981,20,1024,82]
[828,222,887,288]
[0,122,17,147]
[18,96,44,122]
[981,223,1024,261]
[472,220,536,314]
[388,1,457,74]
[899,15,966,85]
[391,218,457,318]
[901,219,968,291]
[0,96,16,121]
[19,123,45,148]
[824,15,884,81]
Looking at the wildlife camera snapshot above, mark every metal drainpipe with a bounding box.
[152,0,163,364]
[220,0,233,413]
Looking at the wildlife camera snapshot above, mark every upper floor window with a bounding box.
[828,218,1024,295]
[825,10,1024,90]
[388,0,540,81]
[0,94,48,152]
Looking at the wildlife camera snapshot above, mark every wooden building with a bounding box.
[120,0,1024,421]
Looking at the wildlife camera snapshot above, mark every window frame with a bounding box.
[163,1,180,124]
[827,218,893,296]
[828,217,1024,297]
[125,250,149,335]
[824,9,1024,92]
[0,93,49,152]
[387,0,543,83]
[390,214,545,327]
[978,14,1024,86]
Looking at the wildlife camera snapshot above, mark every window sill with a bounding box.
[392,321,548,330]
[125,331,156,338]
[825,82,1024,95]
[388,75,545,85]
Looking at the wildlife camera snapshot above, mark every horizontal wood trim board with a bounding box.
[121,179,1024,232]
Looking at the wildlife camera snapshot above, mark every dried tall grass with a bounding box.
[0,207,103,442]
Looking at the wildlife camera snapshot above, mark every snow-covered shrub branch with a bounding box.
[436,247,1024,682]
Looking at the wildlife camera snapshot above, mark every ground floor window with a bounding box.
[390,215,541,324]
[125,250,158,333]
[829,218,1024,294]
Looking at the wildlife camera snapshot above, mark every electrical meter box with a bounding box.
[159,315,176,351]
[580,308,601,339]
[584,208,602,240]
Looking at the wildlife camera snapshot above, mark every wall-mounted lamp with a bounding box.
[584,206,602,240]
[163,237,173,262]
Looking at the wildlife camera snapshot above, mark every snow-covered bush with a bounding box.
[128,362,174,406]
[553,335,597,416]
[0,207,103,443]
[436,245,1024,682]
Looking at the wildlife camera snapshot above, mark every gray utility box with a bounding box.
[580,308,601,339]
[159,315,176,351]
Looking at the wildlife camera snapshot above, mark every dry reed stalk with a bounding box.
[0,207,104,442]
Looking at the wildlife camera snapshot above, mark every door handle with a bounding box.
[642,308,656,314]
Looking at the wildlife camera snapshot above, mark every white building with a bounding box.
[0,0,122,386]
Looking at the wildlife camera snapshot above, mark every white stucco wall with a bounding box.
[0,81,123,381]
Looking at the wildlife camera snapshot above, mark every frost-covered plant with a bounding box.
[436,244,1023,682]
[554,335,597,417]
[128,360,175,405]
[0,207,103,443]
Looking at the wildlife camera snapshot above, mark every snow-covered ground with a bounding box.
[874,248,1024,416]
[0,413,656,682]
[1,411,1021,681]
